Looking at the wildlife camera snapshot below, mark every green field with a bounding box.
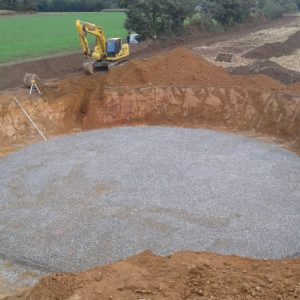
[0,12,127,63]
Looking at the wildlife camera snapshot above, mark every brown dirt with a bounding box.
[6,251,300,300]
[0,53,83,91]
[243,30,300,59]
[105,48,286,90]
[228,59,300,84]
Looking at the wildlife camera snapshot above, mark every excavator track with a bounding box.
[83,59,129,75]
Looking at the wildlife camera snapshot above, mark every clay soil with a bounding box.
[6,251,300,300]
[1,16,300,300]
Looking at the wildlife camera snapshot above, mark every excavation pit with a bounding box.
[1,48,300,277]
[0,126,300,273]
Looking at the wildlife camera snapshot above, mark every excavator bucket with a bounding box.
[83,61,95,75]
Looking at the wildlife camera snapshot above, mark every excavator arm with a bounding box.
[76,20,107,61]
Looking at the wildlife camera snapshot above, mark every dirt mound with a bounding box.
[105,48,285,90]
[6,251,300,300]
[106,48,234,87]
[243,30,300,59]
[229,59,300,84]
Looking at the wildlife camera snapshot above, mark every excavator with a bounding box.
[76,20,130,74]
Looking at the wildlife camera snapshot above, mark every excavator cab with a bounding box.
[107,38,122,58]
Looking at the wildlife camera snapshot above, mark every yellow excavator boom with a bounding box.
[76,20,107,61]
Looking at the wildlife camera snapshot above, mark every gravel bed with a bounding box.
[0,126,299,273]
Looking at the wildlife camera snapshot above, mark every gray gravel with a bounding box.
[0,257,45,289]
[0,126,300,273]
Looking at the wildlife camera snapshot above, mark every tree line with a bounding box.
[122,0,300,38]
[1,0,299,39]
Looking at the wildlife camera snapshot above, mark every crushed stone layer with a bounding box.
[0,126,300,273]
[0,257,45,299]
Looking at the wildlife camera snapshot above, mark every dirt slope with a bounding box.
[229,59,300,84]
[243,30,300,59]
[6,251,300,300]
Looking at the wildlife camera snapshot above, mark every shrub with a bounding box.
[295,0,300,10]
[282,0,298,12]
[188,12,223,32]
[250,9,266,22]
[262,0,284,19]
[197,0,253,26]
